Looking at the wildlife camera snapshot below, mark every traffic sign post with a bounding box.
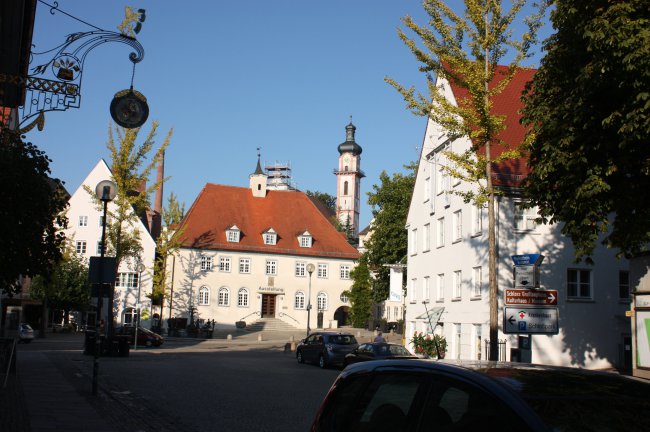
[505,289,557,306]
[504,307,559,335]
[511,254,544,288]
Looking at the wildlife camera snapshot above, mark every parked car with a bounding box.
[114,325,164,347]
[296,332,358,368]
[18,323,34,343]
[343,342,416,367]
[311,359,650,432]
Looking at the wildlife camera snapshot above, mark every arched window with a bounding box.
[340,293,349,303]
[238,288,249,307]
[343,181,349,195]
[123,307,137,325]
[218,287,229,306]
[198,286,210,305]
[317,292,328,311]
[295,291,305,309]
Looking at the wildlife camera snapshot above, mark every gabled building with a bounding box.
[64,159,157,327]
[169,157,359,330]
[406,66,631,370]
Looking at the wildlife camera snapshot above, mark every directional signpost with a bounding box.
[504,307,559,334]
[505,289,557,306]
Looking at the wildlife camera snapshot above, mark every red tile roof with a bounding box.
[178,184,360,259]
[447,65,536,187]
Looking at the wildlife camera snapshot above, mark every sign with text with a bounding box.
[504,307,559,335]
[506,289,557,306]
[511,254,544,266]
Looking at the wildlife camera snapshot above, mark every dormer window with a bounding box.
[263,229,277,245]
[226,225,240,243]
[298,231,312,248]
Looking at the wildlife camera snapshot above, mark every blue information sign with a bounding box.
[511,254,544,266]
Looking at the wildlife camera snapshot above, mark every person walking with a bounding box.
[374,331,386,343]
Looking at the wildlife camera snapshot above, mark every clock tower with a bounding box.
[335,120,364,238]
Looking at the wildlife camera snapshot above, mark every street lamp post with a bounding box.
[306,263,315,338]
[134,260,145,351]
[93,179,117,396]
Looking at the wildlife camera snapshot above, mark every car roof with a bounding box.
[313,332,355,336]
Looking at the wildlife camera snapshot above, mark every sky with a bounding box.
[28,0,550,230]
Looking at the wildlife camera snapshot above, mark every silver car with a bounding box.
[19,323,34,343]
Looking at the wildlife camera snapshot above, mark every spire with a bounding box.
[338,117,363,156]
[254,147,264,175]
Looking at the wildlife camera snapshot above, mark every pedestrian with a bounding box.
[374,331,386,343]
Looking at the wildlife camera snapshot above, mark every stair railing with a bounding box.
[278,312,300,325]
[239,311,260,322]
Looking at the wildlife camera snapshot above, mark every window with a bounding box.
[410,228,418,255]
[344,181,349,195]
[264,231,277,245]
[567,269,592,299]
[266,260,277,276]
[96,241,104,256]
[78,215,88,227]
[423,223,430,252]
[295,291,305,309]
[436,274,445,301]
[218,287,230,306]
[424,176,431,202]
[423,276,430,302]
[317,292,328,311]
[436,164,445,195]
[472,205,483,235]
[116,272,139,289]
[453,210,462,242]
[436,217,445,247]
[295,261,306,277]
[226,228,240,243]
[453,270,462,299]
[198,286,210,305]
[123,308,137,326]
[472,267,482,298]
[299,235,312,248]
[239,258,251,274]
[200,256,213,271]
[340,293,349,303]
[99,215,109,227]
[219,256,231,272]
[474,324,483,360]
[410,279,416,303]
[317,263,328,278]
[340,264,351,280]
[619,271,630,300]
[514,202,538,231]
[238,288,249,307]
[76,240,87,255]
[455,323,462,359]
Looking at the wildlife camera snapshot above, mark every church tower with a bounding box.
[335,120,364,238]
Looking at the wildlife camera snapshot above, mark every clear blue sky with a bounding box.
[30,1,549,229]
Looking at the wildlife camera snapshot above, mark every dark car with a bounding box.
[296,332,358,368]
[310,359,650,432]
[114,325,164,347]
[344,343,416,367]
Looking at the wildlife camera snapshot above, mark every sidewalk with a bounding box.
[0,327,400,431]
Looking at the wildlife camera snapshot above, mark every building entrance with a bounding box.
[261,294,276,318]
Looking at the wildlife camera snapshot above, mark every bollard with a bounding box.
[227,334,232,340]
[258,333,263,342]
[290,341,297,351]
[289,335,294,342]
[356,331,361,337]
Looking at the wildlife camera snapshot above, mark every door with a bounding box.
[261,294,276,318]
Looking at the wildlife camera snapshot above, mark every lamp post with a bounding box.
[93,179,117,396]
[306,263,315,338]
[134,260,145,351]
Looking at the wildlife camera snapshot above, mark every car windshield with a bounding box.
[329,335,357,345]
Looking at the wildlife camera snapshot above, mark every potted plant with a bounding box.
[410,332,447,359]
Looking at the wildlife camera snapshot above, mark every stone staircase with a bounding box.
[245,317,300,332]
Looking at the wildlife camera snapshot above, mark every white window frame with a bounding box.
[237,288,249,307]
[453,270,462,299]
[410,278,416,303]
[295,261,306,277]
[436,217,445,247]
[410,228,418,255]
[200,256,213,271]
[116,272,139,289]
[299,235,312,248]
[472,205,483,236]
[198,286,210,305]
[78,215,88,227]
[423,276,430,302]
[76,240,87,255]
[567,268,592,300]
[339,264,351,280]
[340,293,349,303]
[226,229,240,243]
[424,176,431,202]
[514,202,538,231]
[436,273,445,301]
[264,232,277,245]
[472,266,482,298]
[295,291,305,309]
[96,241,104,256]
[452,210,462,242]
[317,292,328,311]
[266,260,277,276]
[216,256,229,272]
[239,258,251,274]
[317,263,328,279]
[423,223,430,252]
[218,287,230,306]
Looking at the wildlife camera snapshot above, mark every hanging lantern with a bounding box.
[110,89,149,128]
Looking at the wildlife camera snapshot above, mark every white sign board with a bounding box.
[504,307,559,334]
[388,267,403,302]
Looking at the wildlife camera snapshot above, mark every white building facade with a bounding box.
[405,70,631,370]
[64,159,157,327]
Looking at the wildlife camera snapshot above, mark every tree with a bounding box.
[30,248,89,329]
[0,130,68,295]
[305,190,337,212]
[343,254,374,328]
[521,1,650,262]
[84,122,172,326]
[385,0,546,360]
[364,164,416,302]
